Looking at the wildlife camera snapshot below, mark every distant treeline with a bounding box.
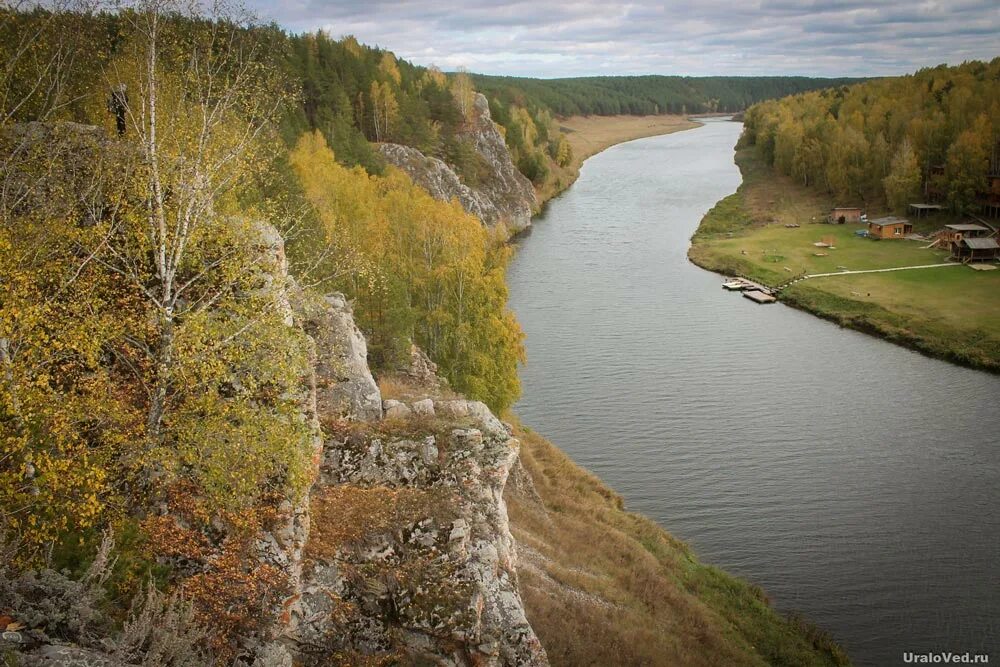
[471,74,865,117]
[740,59,1000,213]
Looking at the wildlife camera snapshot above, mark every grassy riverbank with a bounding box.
[533,114,700,205]
[506,421,850,667]
[688,148,1000,371]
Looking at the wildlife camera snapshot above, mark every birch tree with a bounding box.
[451,68,475,123]
[103,0,292,443]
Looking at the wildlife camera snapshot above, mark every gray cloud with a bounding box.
[248,0,1000,77]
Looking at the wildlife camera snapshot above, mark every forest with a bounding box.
[472,73,864,117]
[739,59,1000,213]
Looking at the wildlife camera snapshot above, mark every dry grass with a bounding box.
[307,485,454,560]
[505,420,850,667]
[532,115,700,208]
[376,372,460,403]
[559,114,700,169]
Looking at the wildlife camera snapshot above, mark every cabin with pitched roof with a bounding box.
[938,223,992,244]
[867,216,912,239]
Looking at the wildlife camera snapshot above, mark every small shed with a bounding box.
[951,237,1000,262]
[829,207,862,224]
[867,217,913,239]
[938,223,992,245]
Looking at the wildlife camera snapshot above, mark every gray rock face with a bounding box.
[377,94,536,233]
[377,142,495,221]
[295,396,547,666]
[406,343,443,388]
[298,292,382,422]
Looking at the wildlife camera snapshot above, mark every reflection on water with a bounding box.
[507,119,1000,667]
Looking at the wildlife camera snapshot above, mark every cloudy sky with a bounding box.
[248,1,1000,78]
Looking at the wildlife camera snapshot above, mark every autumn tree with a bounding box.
[883,138,921,212]
[290,131,525,411]
[1,1,314,557]
[451,68,475,123]
[946,115,991,213]
[369,79,398,142]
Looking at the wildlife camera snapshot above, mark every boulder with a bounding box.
[411,398,435,418]
[383,399,412,420]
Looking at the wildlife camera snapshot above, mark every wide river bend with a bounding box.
[506,118,1000,667]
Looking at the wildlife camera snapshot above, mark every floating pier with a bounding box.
[743,290,777,304]
[722,277,773,293]
[722,277,779,304]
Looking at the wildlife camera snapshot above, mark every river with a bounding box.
[506,118,1000,666]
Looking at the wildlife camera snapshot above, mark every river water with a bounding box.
[506,118,1000,666]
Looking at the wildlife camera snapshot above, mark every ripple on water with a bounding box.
[507,119,1000,667]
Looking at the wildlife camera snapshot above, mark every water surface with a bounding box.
[507,119,1000,667]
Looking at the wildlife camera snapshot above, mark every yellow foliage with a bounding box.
[289,131,525,411]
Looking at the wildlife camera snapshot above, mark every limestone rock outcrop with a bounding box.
[377,94,536,233]
[297,292,383,423]
[267,256,544,664]
[291,396,547,666]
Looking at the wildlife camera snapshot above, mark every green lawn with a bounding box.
[689,149,1000,372]
[705,225,951,280]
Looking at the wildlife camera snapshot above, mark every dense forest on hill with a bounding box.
[472,74,864,116]
[740,59,1000,213]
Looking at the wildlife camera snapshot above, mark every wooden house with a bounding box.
[951,237,1000,262]
[828,207,862,224]
[867,217,912,239]
[938,223,992,245]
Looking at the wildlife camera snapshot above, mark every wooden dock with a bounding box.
[721,277,779,304]
[743,290,776,304]
[721,277,773,293]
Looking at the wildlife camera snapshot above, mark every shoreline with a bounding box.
[687,148,1000,374]
[507,121,851,666]
[533,114,701,209]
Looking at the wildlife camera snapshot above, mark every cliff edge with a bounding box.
[273,288,547,665]
[378,94,536,233]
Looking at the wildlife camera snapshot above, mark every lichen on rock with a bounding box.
[286,393,547,666]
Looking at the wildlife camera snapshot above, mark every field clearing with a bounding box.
[805,267,1000,333]
[533,114,701,208]
[706,225,952,279]
[689,148,1000,371]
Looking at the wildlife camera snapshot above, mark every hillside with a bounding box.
[739,59,1000,214]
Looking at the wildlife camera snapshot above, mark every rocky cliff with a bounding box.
[4,220,544,667]
[268,237,544,664]
[377,94,536,233]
